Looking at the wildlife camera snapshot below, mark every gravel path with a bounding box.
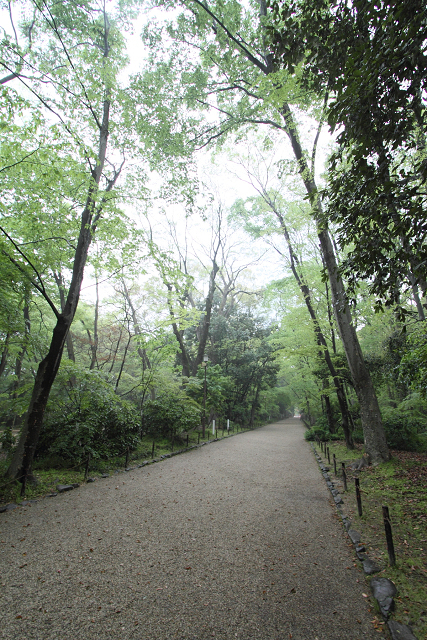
[1,418,379,640]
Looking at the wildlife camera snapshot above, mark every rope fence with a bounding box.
[314,438,397,567]
[1,419,260,502]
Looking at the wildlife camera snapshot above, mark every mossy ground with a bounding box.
[316,440,427,639]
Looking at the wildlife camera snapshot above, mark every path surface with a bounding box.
[0,419,379,640]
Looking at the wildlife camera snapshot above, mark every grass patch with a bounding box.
[317,440,427,639]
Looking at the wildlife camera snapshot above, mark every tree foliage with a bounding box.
[269,0,427,307]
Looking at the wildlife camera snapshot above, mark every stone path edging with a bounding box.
[311,443,418,640]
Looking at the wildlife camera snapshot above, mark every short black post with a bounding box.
[186,433,189,447]
[333,453,337,476]
[342,463,347,492]
[125,447,129,468]
[198,432,200,444]
[85,453,91,480]
[355,477,363,516]
[171,435,174,451]
[382,506,396,566]
[327,446,330,464]
[151,441,155,459]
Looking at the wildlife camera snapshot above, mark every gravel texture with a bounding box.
[0,418,380,640]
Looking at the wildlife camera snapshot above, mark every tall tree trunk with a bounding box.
[280,104,388,462]
[6,297,31,432]
[53,272,75,362]
[115,333,131,392]
[408,271,425,321]
[108,327,123,374]
[191,257,219,376]
[121,279,155,398]
[89,273,99,370]
[6,66,118,481]
[272,205,354,448]
[318,227,388,460]
[322,384,335,434]
[0,333,10,377]
[165,256,219,378]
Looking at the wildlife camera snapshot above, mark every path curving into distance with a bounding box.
[1,418,379,640]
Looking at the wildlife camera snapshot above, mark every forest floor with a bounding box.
[316,440,427,639]
[0,419,380,640]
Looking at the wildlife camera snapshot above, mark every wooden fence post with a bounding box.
[382,506,396,566]
[355,477,363,516]
[342,463,347,492]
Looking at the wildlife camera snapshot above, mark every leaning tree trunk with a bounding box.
[281,104,389,462]
[6,207,96,483]
[192,0,388,460]
[317,226,389,461]
[0,333,10,377]
[322,383,335,434]
[6,86,115,482]
[54,271,75,362]
[273,206,354,448]
[121,279,156,399]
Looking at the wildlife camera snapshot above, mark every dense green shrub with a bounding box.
[382,408,427,452]
[141,392,201,439]
[0,426,15,451]
[37,368,140,462]
[304,424,343,442]
[304,415,343,442]
[304,426,328,441]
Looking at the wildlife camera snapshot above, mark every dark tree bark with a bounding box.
[0,333,10,377]
[6,15,122,482]
[53,271,75,363]
[5,293,31,435]
[322,382,335,435]
[269,203,354,448]
[90,274,100,370]
[165,233,221,378]
[280,104,387,461]
[187,0,388,461]
[121,280,156,399]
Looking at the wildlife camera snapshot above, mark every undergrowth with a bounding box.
[0,425,240,505]
[317,440,427,639]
